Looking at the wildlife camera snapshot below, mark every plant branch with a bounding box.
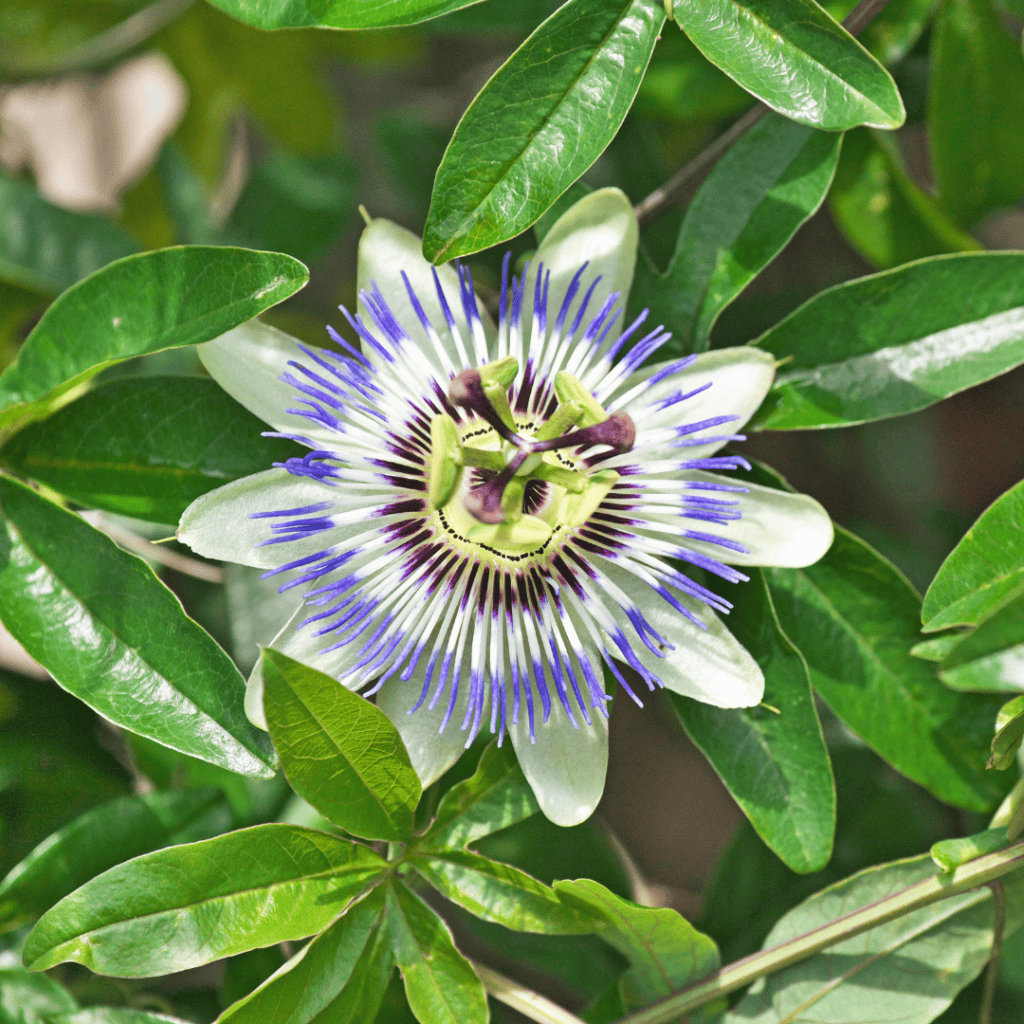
[980,880,1007,1024]
[634,0,899,227]
[616,840,1024,1024]
[474,962,588,1024]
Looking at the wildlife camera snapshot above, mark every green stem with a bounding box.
[474,962,588,1024]
[979,880,1006,1024]
[617,840,1024,1024]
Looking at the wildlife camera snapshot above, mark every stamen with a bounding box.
[448,359,521,443]
[463,450,529,524]
[533,411,636,456]
[427,414,463,509]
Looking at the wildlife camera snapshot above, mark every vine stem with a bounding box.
[979,880,1007,1024]
[634,0,899,227]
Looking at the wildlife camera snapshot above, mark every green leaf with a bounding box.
[411,850,592,933]
[923,479,1024,632]
[262,649,421,842]
[204,0,487,30]
[991,695,1024,768]
[940,585,1024,693]
[23,824,387,977]
[221,150,356,266]
[218,888,393,1024]
[671,0,905,130]
[0,969,77,1021]
[750,253,1024,430]
[420,741,539,851]
[932,827,1011,872]
[0,477,277,779]
[1,377,302,526]
[632,112,840,356]
[670,569,835,874]
[422,0,665,262]
[0,246,307,436]
[48,1011,191,1024]
[554,878,720,1011]
[385,880,488,1024]
[0,788,227,932]
[0,172,139,295]
[930,0,1024,228]
[767,517,1006,810]
[829,128,980,270]
[824,0,939,66]
[721,856,1008,1024]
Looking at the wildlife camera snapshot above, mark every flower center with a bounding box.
[426,358,634,558]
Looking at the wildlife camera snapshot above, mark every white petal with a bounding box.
[678,471,834,568]
[509,700,608,827]
[177,469,341,568]
[198,320,336,447]
[357,218,496,371]
[529,188,638,350]
[598,560,764,708]
[377,659,479,787]
[615,347,776,457]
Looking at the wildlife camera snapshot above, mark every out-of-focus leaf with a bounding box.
[411,850,592,933]
[48,1010,192,1024]
[830,128,979,269]
[822,0,939,65]
[376,112,452,223]
[220,946,288,1008]
[205,0,486,29]
[554,879,719,1012]
[385,880,488,1024]
[423,0,665,262]
[0,247,307,436]
[930,0,1024,227]
[221,150,356,266]
[631,112,840,354]
[749,463,1006,810]
[923,480,1024,632]
[0,788,227,932]
[721,857,1009,1024]
[671,570,835,874]
[940,586,1024,693]
[0,969,77,1020]
[420,741,538,851]
[990,696,1024,769]
[262,650,421,841]
[218,889,393,1024]
[23,825,387,977]
[0,478,278,779]
[2,377,301,526]
[156,142,217,245]
[672,0,905,130]
[751,253,1024,430]
[0,172,139,295]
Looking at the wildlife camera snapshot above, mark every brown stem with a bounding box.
[979,880,1006,1024]
[635,0,899,227]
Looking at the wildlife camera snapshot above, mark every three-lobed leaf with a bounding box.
[670,569,836,874]
[672,0,905,130]
[23,824,387,977]
[0,477,278,778]
[262,649,421,842]
[1,377,302,526]
[423,0,665,262]
[751,253,1024,429]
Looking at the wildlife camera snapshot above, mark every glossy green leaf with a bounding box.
[751,253,1024,430]
[218,888,393,1024]
[420,741,539,851]
[670,569,835,874]
[940,586,1024,693]
[204,0,486,30]
[554,878,720,1011]
[262,649,421,842]
[0,172,138,295]
[632,112,840,356]
[830,128,980,270]
[0,247,307,436]
[923,479,1024,632]
[1,377,302,526]
[422,0,665,262]
[411,850,592,933]
[0,788,227,932]
[0,969,77,1021]
[930,0,1024,228]
[23,824,387,977]
[722,856,1008,1024]
[767,522,1006,810]
[48,1011,191,1024]
[385,880,488,1024]
[0,477,277,779]
[672,0,905,130]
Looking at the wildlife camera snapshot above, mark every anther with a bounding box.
[448,361,520,443]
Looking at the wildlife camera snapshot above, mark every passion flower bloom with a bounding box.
[179,189,832,826]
